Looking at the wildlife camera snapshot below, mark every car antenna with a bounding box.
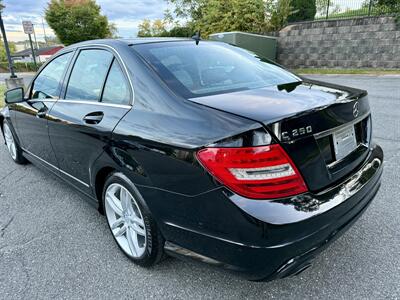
[192,30,201,45]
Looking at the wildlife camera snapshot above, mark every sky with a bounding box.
[2,0,168,42]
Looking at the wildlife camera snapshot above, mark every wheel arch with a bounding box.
[94,166,116,214]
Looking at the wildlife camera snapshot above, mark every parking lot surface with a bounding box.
[0,75,399,299]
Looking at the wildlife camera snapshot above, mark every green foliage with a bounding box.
[287,0,316,22]
[316,0,340,16]
[107,23,120,38]
[137,18,193,37]
[0,41,16,62]
[376,0,399,7]
[196,0,265,36]
[167,26,193,37]
[165,0,207,23]
[137,19,168,37]
[0,62,43,72]
[265,0,294,32]
[165,0,294,35]
[45,0,113,46]
[166,0,266,37]
[0,84,5,108]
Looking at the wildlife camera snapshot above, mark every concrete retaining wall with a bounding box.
[277,16,400,69]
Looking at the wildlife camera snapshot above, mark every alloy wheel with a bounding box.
[105,183,147,258]
[3,123,17,160]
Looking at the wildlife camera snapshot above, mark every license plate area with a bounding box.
[332,125,357,161]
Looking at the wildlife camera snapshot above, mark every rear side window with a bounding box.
[133,42,300,98]
[31,52,72,99]
[65,49,113,101]
[101,60,130,105]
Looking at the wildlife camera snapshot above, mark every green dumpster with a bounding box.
[208,31,277,61]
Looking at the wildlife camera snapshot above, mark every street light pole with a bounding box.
[0,6,16,78]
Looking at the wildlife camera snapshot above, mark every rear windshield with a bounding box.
[132,41,300,98]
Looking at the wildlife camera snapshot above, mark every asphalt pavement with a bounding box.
[0,73,34,87]
[0,75,399,299]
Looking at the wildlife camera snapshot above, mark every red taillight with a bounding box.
[196,145,308,199]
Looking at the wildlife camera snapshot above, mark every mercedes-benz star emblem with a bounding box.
[353,102,359,118]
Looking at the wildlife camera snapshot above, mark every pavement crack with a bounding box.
[0,168,18,184]
[0,215,15,238]
[19,253,32,299]
[375,136,400,143]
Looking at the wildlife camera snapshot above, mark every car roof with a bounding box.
[63,38,192,50]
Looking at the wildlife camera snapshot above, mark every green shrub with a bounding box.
[0,84,5,108]
[167,26,193,37]
[287,0,316,22]
[0,62,43,73]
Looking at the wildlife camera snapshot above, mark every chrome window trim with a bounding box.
[27,99,58,103]
[22,148,90,188]
[25,99,131,109]
[55,99,131,109]
[69,43,135,107]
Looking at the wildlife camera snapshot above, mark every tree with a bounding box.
[166,0,265,37]
[165,0,207,23]
[107,22,120,38]
[45,0,112,45]
[316,0,340,17]
[137,19,168,37]
[200,0,265,36]
[0,41,15,62]
[287,0,316,22]
[167,26,193,37]
[137,19,152,37]
[265,0,294,32]
[152,19,168,36]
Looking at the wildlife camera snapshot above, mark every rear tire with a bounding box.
[2,120,27,165]
[102,172,164,267]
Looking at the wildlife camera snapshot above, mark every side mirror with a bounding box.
[5,87,24,104]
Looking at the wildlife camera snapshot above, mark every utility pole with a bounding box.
[0,4,16,78]
[42,17,48,46]
[32,25,41,63]
[28,33,37,68]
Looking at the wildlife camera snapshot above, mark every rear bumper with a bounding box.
[161,143,383,280]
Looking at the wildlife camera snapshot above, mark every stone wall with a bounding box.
[277,16,400,69]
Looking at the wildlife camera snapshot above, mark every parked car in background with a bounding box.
[0,38,383,280]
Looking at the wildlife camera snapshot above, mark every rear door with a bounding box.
[47,47,132,192]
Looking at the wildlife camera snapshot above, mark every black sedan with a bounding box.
[0,38,383,281]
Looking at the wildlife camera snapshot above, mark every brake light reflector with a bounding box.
[196,145,308,199]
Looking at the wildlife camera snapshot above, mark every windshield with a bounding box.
[132,41,301,98]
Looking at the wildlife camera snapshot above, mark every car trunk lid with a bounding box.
[190,80,372,192]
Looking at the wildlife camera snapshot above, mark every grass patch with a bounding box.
[294,68,400,75]
[0,84,5,108]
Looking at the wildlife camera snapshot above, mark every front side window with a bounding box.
[101,60,130,105]
[65,49,113,101]
[31,52,72,99]
[132,41,301,98]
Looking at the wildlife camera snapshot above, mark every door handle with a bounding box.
[83,112,104,124]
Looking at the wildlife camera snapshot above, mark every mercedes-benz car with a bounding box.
[0,38,383,281]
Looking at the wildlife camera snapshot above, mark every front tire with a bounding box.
[2,120,27,164]
[102,172,164,267]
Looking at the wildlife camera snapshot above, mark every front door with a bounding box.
[14,51,73,167]
[47,48,132,192]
